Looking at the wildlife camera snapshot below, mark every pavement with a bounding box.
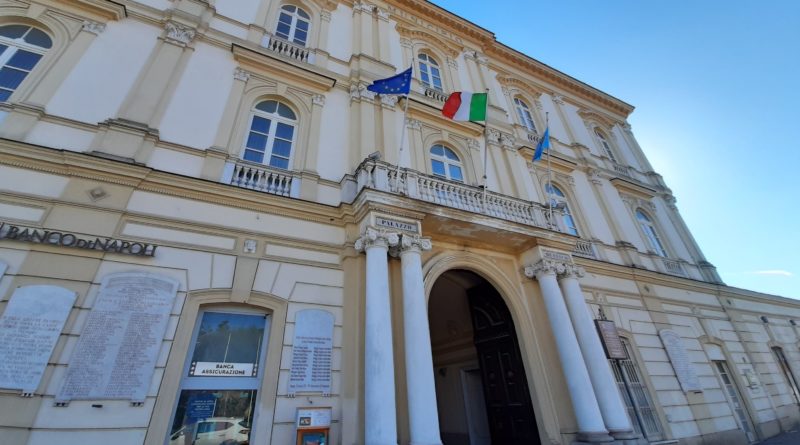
[757,429,800,444]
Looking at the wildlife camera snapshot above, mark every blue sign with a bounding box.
[186,394,216,420]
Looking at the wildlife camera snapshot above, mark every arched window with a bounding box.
[243,100,297,169]
[418,53,442,91]
[0,24,52,102]
[636,209,667,257]
[545,183,578,236]
[275,5,311,47]
[595,129,618,162]
[513,97,536,132]
[430,144,463,182]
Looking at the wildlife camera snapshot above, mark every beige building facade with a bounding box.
[0,1,799,445]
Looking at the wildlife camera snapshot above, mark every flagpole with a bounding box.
[481,88,490,213]
[396,91,411,190]
[545,111,553,224]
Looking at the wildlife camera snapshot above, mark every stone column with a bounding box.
[558,265,639,442]
[525,261,613,443]
[398,234,442,445]
[355,228,400,445]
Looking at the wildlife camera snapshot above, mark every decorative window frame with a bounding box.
[420,130,475,184]
[540,177,585,237]
[496,76,545,136]
[578,109,625,164]
[229,84,312,172]
[428,143,465,182]
[611,330,669,442]
[396,25,460,95]
[262,0,322,49]
[145,291,288,445]
[416,51,445,92]
[0,12,78,106]
[512,95,540,133]
[700,336,760,441]
[631,205,669,258]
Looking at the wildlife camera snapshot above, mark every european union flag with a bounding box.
[366,67,412,95]
[533,127,550,161]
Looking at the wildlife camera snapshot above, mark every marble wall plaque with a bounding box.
[57,272,179,402]
[288,309,334,395]
[659,329,702,392]
[0,285,76,393]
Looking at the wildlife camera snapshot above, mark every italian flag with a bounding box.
[442,92,487,122]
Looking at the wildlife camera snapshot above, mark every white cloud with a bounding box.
[752,270,794,277]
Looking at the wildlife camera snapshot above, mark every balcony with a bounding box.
[662,258,687,277]
[573,239,597,259]
[222,160,300,198]
[423,87,448,102]
[353,159,553,230]
[261,34,315,64]
[612,163,632,178]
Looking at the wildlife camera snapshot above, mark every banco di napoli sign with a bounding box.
[0,221,157,257]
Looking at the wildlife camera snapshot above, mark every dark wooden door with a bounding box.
[467,283,540,445]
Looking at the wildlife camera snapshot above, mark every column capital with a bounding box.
[82,20,106,35]
[312,94,326,106]
[524,259,567,279]
[355,227,399,252]
[233,68,250,82]
[399,234,432,253]
[164,21,196,45]
[558,263,586,280]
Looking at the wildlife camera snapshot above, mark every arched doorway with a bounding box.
[428,269,540,445]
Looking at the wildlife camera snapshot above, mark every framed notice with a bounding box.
[595,319,627,360]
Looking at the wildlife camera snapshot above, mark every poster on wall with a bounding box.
[288,309,334,395]
[659,329,703,393]
[0,285,76,394]
[56,272,179,403]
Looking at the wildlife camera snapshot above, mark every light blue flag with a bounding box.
[533,127,550,161]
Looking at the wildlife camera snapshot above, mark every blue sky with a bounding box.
[431,0,800,299]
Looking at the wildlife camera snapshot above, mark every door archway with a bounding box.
[428,269,541,445]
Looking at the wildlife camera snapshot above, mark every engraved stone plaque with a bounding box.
[57,272,179,402]
[596,319,626,360]
[288,309,334,395]
[659,329,702,392]
[0,285,76,393]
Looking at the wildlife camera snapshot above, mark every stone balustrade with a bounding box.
[223,161,300,198]
[262,34,315,64]
[355,159,550,230]
[573,239,597,259]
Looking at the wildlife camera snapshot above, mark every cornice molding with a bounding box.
[395,24,461,58]
[231,44,337,93]
[54,0,127,21]
[609,177,657,200]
